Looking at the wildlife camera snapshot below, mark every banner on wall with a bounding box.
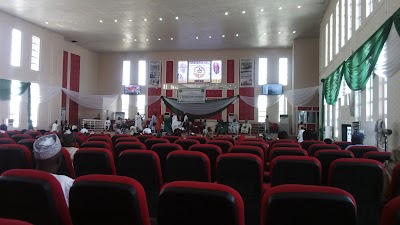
[239,59,254,87]
[149,61,161,87]
[178,88,205,103]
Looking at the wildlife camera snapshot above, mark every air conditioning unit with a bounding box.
[4,118,14,127]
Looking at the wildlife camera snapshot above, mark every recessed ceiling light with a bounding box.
[45,21,49,24]
[278,31,281,34]
[264,32,267,35]
[242,11,246,14]
[146,39,149,41]
[171,37,174,40]
[279,7,282,10]
[260,9,264,12]
[114,20,118,22]
[134,39,137,42]
[129,19,132,22]
[175,16,179,20]
[293,31,296,33]
[297,5,301,8]
[159,18,163,21]
[236,34,239,37]
[209,36,212,38]
[158,38,161,40]
[144,18,147,21]
[196,36,199,39]
[123,39,126,41]
[225,12,229,15]
[222,35,225,37]
[99,20,103,23]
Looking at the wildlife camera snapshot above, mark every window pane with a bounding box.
[335,2,340,54]
[122,61,131,86]
[355,0,361,29]
[10,80,21,127]
[329,14,333,61]
[279,58,288,86]
[31,83,40,127]
[137,95,146,116]
[341,0,346,47]
[278,96,287,122]
[121,95,130,118]
[258,58,268,85]
[11,29,22,67]
[325,24,329,66]
[347,0,353,40]
[138,60,147,86]
[366,0,373,17]
[31,36,41,71]
[258,95,267,122]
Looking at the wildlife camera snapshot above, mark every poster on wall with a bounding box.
[239,59,254,87]
[178,88,206,103]
[149,61,161,87]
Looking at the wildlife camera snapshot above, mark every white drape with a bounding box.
[374,24,400,78]
[240,95,282,108]
[147,96,161,106]
[284,86,319,106]
[62,88,119,110]
[37,85,62,103]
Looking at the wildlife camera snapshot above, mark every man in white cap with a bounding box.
[33,134,74,206]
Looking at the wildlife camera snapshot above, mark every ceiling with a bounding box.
[0,0,330,52]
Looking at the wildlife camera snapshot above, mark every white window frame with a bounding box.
[355,0,361,30]
[258,58,268,85]
[347,0,353,40]
[365,76,373,121]
[257,95,267,123]
[9,80,22,128]
[329,14,333,61]
[366,0,373,17]
[11,29,22,67]
[122,61,131,86]
[334,103,340,138]
[138,60,147,86]
[335,2,340,54]
[137,95,146,116]
[31,36,41,71]
[278,96,287,122]
[341,0,346,47]
[31,83,40,127]
[325,24,329,66]
[279,58,288,86]
[121,95,130,119]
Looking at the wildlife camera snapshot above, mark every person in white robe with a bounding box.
[135,112,143,132]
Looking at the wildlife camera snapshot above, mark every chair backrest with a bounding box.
[44,132,62,139]
[390,164,400,200]
[333,141,352,150]
[314,150,354,185]
[151,143,183,180]
[300,140,325,151]
[268,139,293,148]
[260,184,357,225]
[214,136,236,145]
[57,148,75,178]
[111,134,131,146]
[87,136,113,148]
[187,136,208,144]
[271,142,301,149]
[308,144,340,156]
[11,134,33,143]
[114,136,140,145]
[380,196,400,225]
[158,181,245,225]
[137,135,155,144]
[216,153,263,225]
[117,150,163,217]
[229,145,264,162]
[270,156,321,187]
[174,139,200,150]
[0,144,32,173]
[89,134,111,137]
[0,133,9,138]
[145,138,170,150]
[5,131,21,138]
[17,139,35,151]
[75,136,86,147]
[166,151,211,182]
[348,145,379,158]
[241,138,266,143]
[269,147,308,162]
[0,169,72,225]
[329,158,384,225]
[363,151,391,163]
[25,131,41,139]
[73,148,116,177]
[114,142,146,157]
[0,138,16,145]
[189,144,222,182]
[0,218,33,225]
[162,135,181,143]
[238,141,269,162]
[81,141,112,151]
[207,140,234,154]
[69,174,151,225]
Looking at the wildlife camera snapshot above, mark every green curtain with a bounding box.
[394,8,400,35]
[322,64,344,105]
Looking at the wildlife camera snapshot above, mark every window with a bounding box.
[341,0,346,47]
[340,79,351,106]
[325,24,329,66]
[31,83,40,127]
[329,14,333,61]
[122,61,131,86]
[366,0,373,17]
[329,105,333,126]
[279,58,288,85]
[365,76,373,121]
[347,0,353,40]
[138,60,147,86]
[137,95,146,116]
[31,36,40,71]
[278,96,287,121]
[324,101,328,126]
[383,77,387,125]
[335,2,340,54]
[9,80,21,128]
[11,29,22,67]
[257,95,267,122]
[354,91,361,121]
[121,95,130,119]
[355,0,361,30]
[258,58,268,85]
[335,103,340,138]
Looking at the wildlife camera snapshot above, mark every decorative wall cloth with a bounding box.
[62,88,119,110]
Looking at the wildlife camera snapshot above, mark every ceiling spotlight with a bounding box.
[175,16,179,20]
[242,11,246,14]
[171,37,174,40]
[144,18,147,21]
[264,32,267,35]
[158,38,161,40]
[129,19,132,22]
[114,19,118,22]
[134,39,137,42]
[222,34,225,37]
[45,21,49,24]
[146,39,149,41]
[159,18,163,21]
[297,5,301,8]
[196,36,199,39]
[209,36,212,38]
[293,31,296,33]
[123,39,126,41]
[225,12,229,15]
[278,31,282,34]
[99,20,103,23]
[279,7,282,10]
[236,34,239,37]
[260,9,264,12]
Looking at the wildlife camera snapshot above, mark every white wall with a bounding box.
[0,10,99,130]
[319,0,400,150]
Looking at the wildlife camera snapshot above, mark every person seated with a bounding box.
[297,126,306,143]
[345,130,365,150]
[278,131,289,139]
[205,127,214,139]
[0,124,7,133]
[71,125,78,132]
[130,126,137,135]
[230,119,239,135]
[143,126,152,134]
[80,124,89,135]
[62,132,78,159]
[104,117,111,131]
[323,138,334,144]
[33,134,74,206]
[302,129,314,141]
[241,120,252,134]
[383,146,400,201]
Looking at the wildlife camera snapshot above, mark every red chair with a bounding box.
[75,136,86,147]
[214,136,236,145]
[389,164,400,200]
[271,142,301,149]
[11,134,33,143]
[241,138,266,143]
[0,144,32,173]
[0,133,9,138]
[73,148,116,177]
[87,136,113,148]
[117,150,163,217]
[380,196,400,225]
[25,131,41,139]
[114,142,146,157]
[111,134,131,146]
[348,145,378,158]
[0,138,16,145]
[17,139,35,152]
[166,151,211,182]
[363,151,391,163]
[174,139,200,150]
[145,138,169,150]
[0,218,33,225]
[137,135,155,144]
[114,137,140,146]
[260,184,357,225]
[308,143,341,156]
[81,141,112,151]
[268,139,293,148]
[89,133,111,137]
[69,175,151,225]
[269,147,307,162]
[158,181,245,225]
[151,143,183,181]
[229,145,264,162]
[0,169,72,225]
[300,140,325,152]
[57,148,75,178]
[187,136,208,144]
[206,140,233,154]
[162,135,181,143]
[314,150,354,185]
[5,131,21,138]
[238,141,269,162]
[334,141,352,150]
[189,144,222,182]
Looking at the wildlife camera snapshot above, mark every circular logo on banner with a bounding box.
[193,66,206,78]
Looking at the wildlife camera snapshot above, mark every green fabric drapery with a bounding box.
[0,79,31,129]
[322,64,344,105]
